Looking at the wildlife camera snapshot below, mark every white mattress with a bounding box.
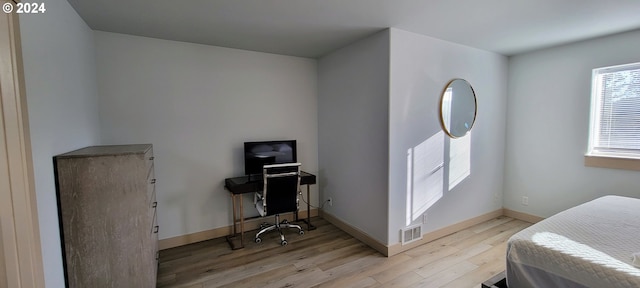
[506,195,640,288]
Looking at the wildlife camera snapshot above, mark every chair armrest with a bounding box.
[254,192,262,205]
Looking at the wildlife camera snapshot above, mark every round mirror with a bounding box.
[439,79,477,138]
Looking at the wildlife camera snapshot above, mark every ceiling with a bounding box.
[67,0,640,58]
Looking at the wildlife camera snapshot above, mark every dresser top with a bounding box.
[55,144,152,158]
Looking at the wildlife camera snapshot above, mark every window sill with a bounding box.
[584,154,640,171]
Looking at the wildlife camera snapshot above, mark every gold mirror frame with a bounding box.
[439,79,477,138]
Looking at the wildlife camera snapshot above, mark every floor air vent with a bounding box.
[401,224,422,245]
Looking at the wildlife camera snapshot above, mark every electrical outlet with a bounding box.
[522,196,529,206]
[328,197,333,206]
[422,213,428,224]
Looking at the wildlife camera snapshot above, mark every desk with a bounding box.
[224,171,316,249]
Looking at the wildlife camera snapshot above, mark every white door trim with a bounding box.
[0,4,45,287]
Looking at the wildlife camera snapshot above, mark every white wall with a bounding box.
[388,29,508,244]
[317,30,390,244]
[19,0,101,286]
[94,31,318,239]
[504,29,640,217]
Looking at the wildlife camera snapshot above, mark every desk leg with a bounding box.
[226,193,245,250]
[231,194,237,235]
[301,184,316,230]
[240,194,244,244]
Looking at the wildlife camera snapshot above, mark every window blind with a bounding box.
[591,63,640,156]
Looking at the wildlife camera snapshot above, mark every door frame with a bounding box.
[0,2,45,287]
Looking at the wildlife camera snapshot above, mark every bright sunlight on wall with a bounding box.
[449,132,471,190]
[406,131,444,225]
[405,130,472,226]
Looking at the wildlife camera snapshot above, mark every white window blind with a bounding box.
[589,62,640,158]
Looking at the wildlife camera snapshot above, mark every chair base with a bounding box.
[255,214,304,246]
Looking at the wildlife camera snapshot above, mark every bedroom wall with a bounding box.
[388,28,508,244]
[504,29,640,218]
[19,0,102,286]
[94,31,318,240]
[317,30,390,244]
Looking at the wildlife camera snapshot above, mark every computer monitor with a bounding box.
[244,140,297,176]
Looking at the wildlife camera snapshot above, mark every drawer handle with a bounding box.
[153,226,159,234]
[152,201,157,208]
[149,156,155,160]
[150,179,156,184]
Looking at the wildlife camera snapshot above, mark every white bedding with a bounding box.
[506,195,640,288]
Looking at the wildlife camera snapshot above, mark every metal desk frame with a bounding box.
[224,171,316,249]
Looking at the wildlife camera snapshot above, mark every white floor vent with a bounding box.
[401,224,422,245]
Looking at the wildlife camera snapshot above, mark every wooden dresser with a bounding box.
[54,144,158,288]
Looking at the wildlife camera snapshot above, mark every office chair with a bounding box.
[254,163,304,246]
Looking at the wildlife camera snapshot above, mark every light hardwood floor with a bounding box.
[157,216,531,288]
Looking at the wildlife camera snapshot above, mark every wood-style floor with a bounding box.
[157,216,531,288]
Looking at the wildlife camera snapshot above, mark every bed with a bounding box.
[506,195,640,288]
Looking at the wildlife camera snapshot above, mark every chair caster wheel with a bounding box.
[255,237,261,243]
[281,240,288,246]
[299,230,304,235]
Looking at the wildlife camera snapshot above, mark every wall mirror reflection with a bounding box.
[440,79,477,138]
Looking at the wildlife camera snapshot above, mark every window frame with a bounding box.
[585,62,640,171]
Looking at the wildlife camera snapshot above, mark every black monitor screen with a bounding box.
[244,140,297,175]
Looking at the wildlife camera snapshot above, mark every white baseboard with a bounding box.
[322,209,506,257]
[387,209,504,256]
[320,211,390,256]
[503,208,544,223]
[160,207,543,253]
[158,209,318,250]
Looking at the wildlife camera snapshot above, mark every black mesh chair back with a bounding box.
[263,170,300,215]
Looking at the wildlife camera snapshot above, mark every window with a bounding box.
[586,62,640,170]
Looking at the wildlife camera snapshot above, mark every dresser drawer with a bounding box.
[147,169,156,201]
[151,207,159,235]
[146,162,154,181]
[145,147,154,169]
[148,188,157,221]
[147,175,156,202]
